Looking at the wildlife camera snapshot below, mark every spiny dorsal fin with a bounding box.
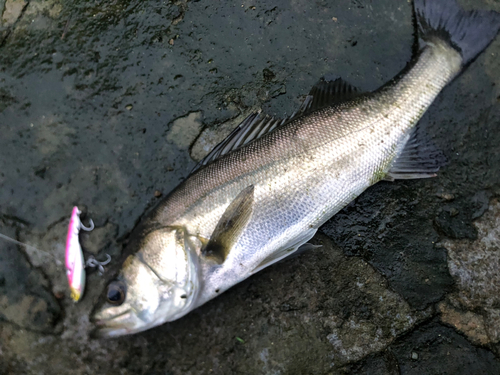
[385,126,446,181]
[191,113,284,173]
[190,77,362,174]
[202,185,255,264]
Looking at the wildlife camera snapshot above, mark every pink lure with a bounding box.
[65,206,93,302]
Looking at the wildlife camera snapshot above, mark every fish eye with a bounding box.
[106,281,126,306]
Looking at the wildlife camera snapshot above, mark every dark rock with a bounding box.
[263,68,276,82]
[0,226,60,333]
[440,198,500,345]
[321,183,455,309]
[349,321,500,374]
[434,210,477,239]
[390,321,500,374]
[79,221,118,255]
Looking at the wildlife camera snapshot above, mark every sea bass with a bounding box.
[93,0,500,337]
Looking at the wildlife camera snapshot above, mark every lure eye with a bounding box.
[106,281,126,306]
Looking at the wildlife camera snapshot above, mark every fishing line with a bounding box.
[0,232,60,262]
[0,232,111,269]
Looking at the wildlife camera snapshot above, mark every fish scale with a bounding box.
[138,42,462,310]
[92,0,500,337]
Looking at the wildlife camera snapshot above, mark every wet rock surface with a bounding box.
[439,198,500,347]
[321,183,456,310]
[348,321,500,375]
[1,0,500,373]
[0,222,60,333]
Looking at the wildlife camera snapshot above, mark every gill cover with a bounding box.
[94,227,200,336]
[137,227,200,318]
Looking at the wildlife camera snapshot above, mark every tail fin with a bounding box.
[414,0,500,66]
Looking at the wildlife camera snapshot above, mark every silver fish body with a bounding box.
[92,0,500,337]
[174,41,461,306]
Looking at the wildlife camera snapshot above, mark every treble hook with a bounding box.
[85,254,111,275]
[80,218,94,232]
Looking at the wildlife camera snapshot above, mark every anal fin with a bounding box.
[386,127,446,180]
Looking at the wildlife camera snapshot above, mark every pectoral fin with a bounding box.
[202,185,255,264]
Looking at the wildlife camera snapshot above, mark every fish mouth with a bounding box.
[91,309,133,338]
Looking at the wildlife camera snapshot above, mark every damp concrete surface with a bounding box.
[1,0,500,374]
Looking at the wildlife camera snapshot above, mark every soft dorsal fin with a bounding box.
[306,77,361,111]
[201,185,255,264]
[289,77,361,119]
[191,77,362,174]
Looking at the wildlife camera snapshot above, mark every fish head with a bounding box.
[92,226,200,337]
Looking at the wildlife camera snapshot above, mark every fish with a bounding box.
[92,0,500,337]
[66,206,94,302]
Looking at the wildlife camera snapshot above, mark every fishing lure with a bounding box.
[1,206,110,302]
[65,206,94,302]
